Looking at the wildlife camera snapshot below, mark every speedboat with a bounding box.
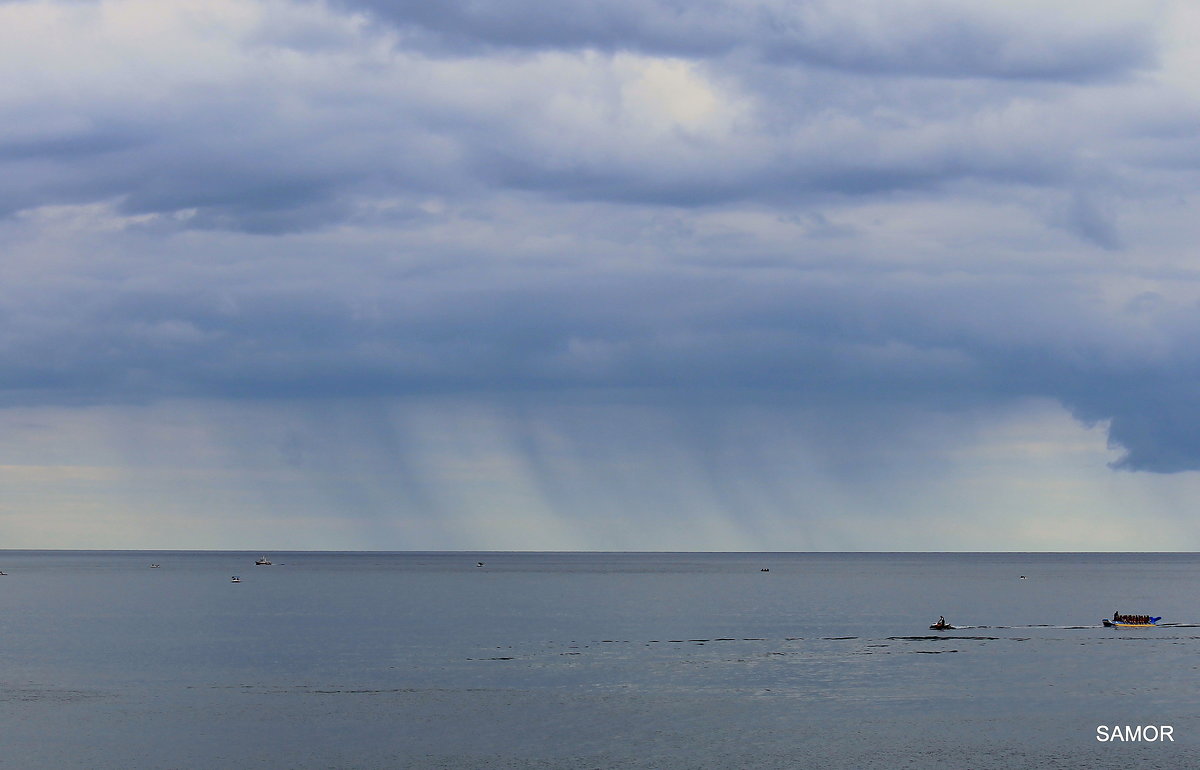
[231,576,241,583]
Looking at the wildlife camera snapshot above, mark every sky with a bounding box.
[2,0,1200,550]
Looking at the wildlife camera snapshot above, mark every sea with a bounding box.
[0,551,1196,768]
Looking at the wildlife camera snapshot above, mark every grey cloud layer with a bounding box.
[345,0,1154,81]
[0,0,1166,229]
[2,0,1199,473]
[5,216,1199,471]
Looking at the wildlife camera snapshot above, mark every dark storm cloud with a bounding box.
[1073,388,1200,473]
[2,0,1200,478]
[5,222,1199,473]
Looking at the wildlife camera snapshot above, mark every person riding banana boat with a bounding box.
[1104,611,1161,627]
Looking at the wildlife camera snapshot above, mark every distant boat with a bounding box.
[231,576,241,583]
[255,556,272,565]
[1104,616,1160,628]
[0,571,6,576]
[150,564,161,568]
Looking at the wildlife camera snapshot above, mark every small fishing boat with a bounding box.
[231,576,241,583]
[255,556,272,565]
[1103,616,1160,628]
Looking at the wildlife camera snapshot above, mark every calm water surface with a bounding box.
[0,551,1196,768]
